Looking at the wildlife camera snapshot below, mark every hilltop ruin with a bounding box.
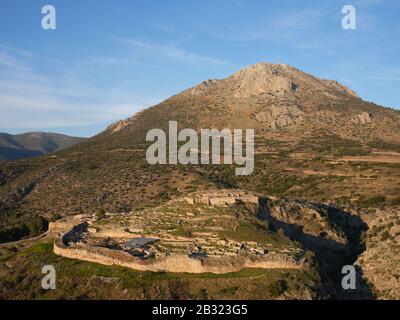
[50,190,306,274]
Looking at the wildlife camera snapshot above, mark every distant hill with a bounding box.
[0,132,86,162]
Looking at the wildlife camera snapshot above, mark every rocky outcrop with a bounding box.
[355,209,400,299]
[264,198,372,299]
[107,120,129,133]
[232,63,298,98]
[183,62,359,101]
[189,79,219,96]
[253,105,304,130]
[106,110,145,134]
[353,112,373,125]
[323,80,358,98]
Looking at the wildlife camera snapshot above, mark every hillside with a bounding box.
[0,62,399,299]
[0,132,86,163]
[1,63,399,219]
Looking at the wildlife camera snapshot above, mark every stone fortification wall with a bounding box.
[54,239,302,274]
[184,190,261,207]
[54,226,303,274]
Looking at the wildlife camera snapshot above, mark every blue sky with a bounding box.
[0,0,399,137]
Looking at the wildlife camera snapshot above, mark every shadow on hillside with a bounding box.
[259,201,375,299]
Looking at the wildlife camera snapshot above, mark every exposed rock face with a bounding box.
[355,209,400,299]
[232,63,298,98]
[269,200,353,242]
[265,198,372,299]
[353,112,373,125]
[107,110,146,134]
[183,62,359,101]
[323,80,358,98]
[190,79,219,95]
[253,105,304,130]
[108,120,129,133]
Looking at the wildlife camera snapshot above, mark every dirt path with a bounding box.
[339,152,400,164]
[0,231,48,249]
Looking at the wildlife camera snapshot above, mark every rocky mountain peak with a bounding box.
[231,62,293,79]
[230,62,298,98]
[102,62,396,139]
[186,62,358,100]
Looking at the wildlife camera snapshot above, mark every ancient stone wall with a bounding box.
[54,231,302,274]
[48,214,90,236]
[184,191,260,207]
[54,240,302,274]
[52,194,304,274]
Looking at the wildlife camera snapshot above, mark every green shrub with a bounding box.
[27,216,48,236]
[356,196,386,208]
[267,279,288,298]
[392,197,400,206]
[96,208,106,220]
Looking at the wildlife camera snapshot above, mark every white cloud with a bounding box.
[0,51,31,71]
[210,8,324,43]
[116,37,226,64]
[0,46,157,130]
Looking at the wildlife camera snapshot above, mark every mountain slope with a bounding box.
[1,62,400,221]
[0,62,399,299]
[102,62,400,144]
[0,132,86,163]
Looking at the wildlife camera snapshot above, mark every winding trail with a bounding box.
[0,231,48,249]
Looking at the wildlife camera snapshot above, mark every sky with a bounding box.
[0,0,399,137]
